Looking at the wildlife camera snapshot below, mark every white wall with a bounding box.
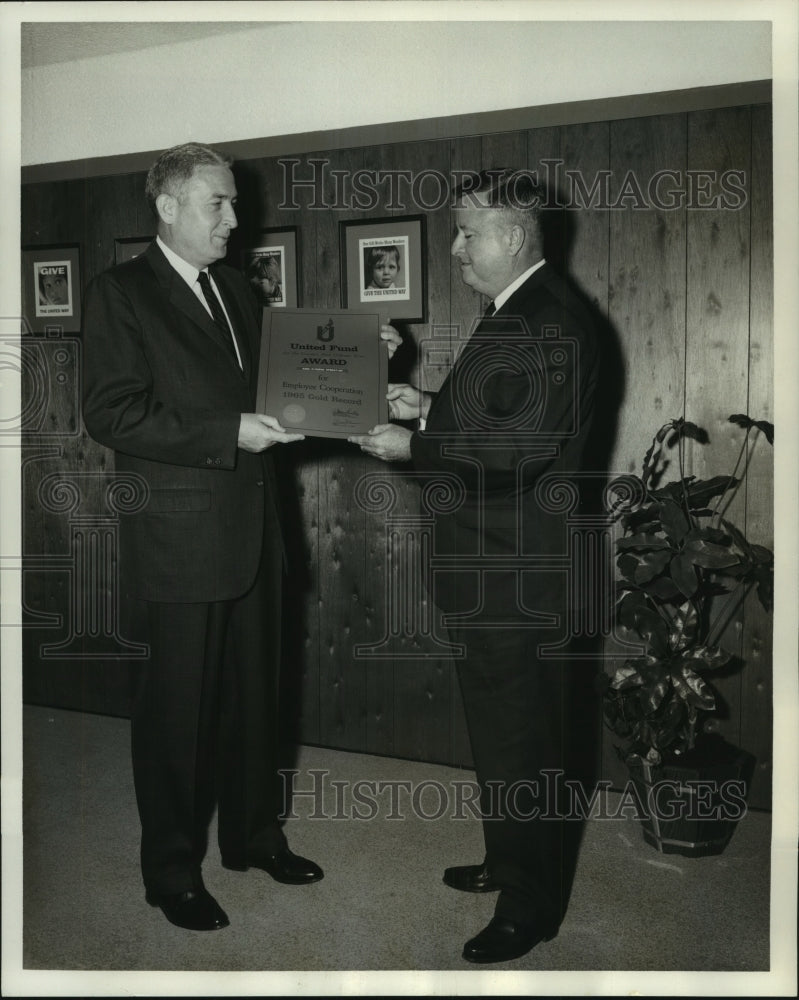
[21,18,771,167]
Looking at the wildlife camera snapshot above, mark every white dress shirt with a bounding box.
[156,235,243,369]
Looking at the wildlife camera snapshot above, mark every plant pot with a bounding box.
[625,734,756,857]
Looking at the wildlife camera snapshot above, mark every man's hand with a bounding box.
[386,383,432,421]
[238,413,305,452]
[349,424,413,462]
[380,323,402,359]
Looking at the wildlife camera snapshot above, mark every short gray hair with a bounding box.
[455,168,545,236]
[145,142,233,215]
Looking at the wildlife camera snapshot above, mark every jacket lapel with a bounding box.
[426,264,554,428]
[211,265,253,379]
[144,242,247,373]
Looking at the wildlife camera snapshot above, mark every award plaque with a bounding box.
[256,309,388,439]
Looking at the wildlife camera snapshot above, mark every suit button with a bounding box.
[214,458,222,465]
[256,479,264,487]
[205,457,213,465]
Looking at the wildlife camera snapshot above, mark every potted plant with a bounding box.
[602,414,774,856]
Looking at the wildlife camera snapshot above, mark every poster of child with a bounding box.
[245,249,285,306]
[359,237,410,303]
[34,260,72,316]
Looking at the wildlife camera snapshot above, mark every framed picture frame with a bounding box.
[340,215,427,323]
[21,244,82,334]
[242,227,300,309]
[114,236,152,265]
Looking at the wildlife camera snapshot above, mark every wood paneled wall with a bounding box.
[20,104,773,807]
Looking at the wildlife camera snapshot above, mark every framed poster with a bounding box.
[21,244,82,333]
[114,236,152,265]
[242,227,300,308]
[340,215,427,323]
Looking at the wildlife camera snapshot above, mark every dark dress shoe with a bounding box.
[443,860,499,893]
[462,916,556,964]
[145,888,229,931]
[222,846,323,884]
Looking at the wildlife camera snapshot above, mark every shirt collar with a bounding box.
[493,259,546,311]
[156,235,205,288]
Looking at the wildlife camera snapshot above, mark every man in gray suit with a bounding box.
[83,142,322,931]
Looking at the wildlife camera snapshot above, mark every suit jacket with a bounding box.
[82,241,282,603]
[410,262,598,620]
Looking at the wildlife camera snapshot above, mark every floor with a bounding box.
[2,704,795,997]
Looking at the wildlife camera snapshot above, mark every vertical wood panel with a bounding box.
[21,182,77,699]
[239,155,323,747]
[560,122,611,316]
[353,137,430,756]
[608,114,689,471]
[482,130,527,170]
[740,105,773,808]
[385,139,455,763]
[21,172,149,713]
[358,140,411,757]
[685,107,752,753]
[290,152,327,746]
[604,113,689,786]
[313,147,369,749]
[525,126,561,267]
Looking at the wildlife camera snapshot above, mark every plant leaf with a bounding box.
[729,414,775,445]
[650,479,693,502]
[645,576,684,601]
[622,506,660,533]
[667,420,708,445]
[683,538,741,570]
[671,664,716,710]
[671,552,698,598]
[670,601,699,651]
[692,525,732,546]
[635,611,670,657]
[681,645,732,670]
[615,602,670,657]
[755,564,774,612]
[641,422,675,487]
[610,661,645,690]
[635,549,673,584]
[617,590,650,629]
[755,420,774,444]
[659,695,692,746]
[640,674,670,713]
[686,475,738,506]
[616,533,671,552]
[617,553,640,584]
[659,499,690,543]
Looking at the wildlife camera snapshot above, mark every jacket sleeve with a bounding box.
[82,270,241,469]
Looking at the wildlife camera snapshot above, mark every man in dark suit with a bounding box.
[82,142,323,931]
[350,169,598,963]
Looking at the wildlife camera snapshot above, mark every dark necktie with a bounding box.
[197,270,240,366]
[431,300,497,422]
